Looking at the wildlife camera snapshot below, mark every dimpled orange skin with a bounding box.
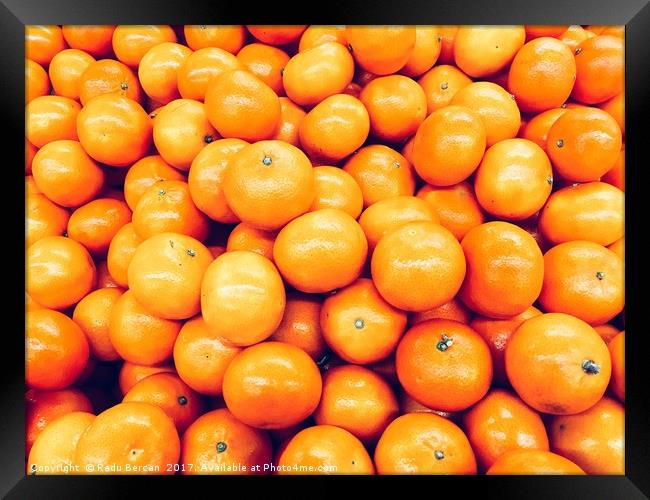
[371,221,465,312]
[26,59,50,104]
[272,97,306,146]
[474,138,553,220]
[411,298,473,326]
[546,107,622,182]
[572,36,624,104]
[599,92,624,138]
[374,412,477,474]
[106,222,141,287]
[549,397,624,474]
[269,293,326,361]
[459,222,543,318]
[277,425,375,475]
[205,70,280,142]
[112,25,177,68]
[27,236,97,310]
[124,155,186,211]
[26,193,70,249]
[359,196,437,253]
[123,372,204,434]
[109,290,182,366]
[283,42,354,106]
[118,362,176,396]
[235,43,289,96]
[132,180,209,241]
[463,389,549,471]
[226,223,276,261]
[76,94,152,167]
[246,25,307,46]
[222,341,322,429]
[188,138,247,223]
[418,64,473,114]
[177,47,243,101]
[67,198,132,256]
[539,241,623,325]
[49,49,96,101]
[222,140,315,231]
[608,332,625,401]
[539,182,624,246]
[26,25,66,66]
[138,42,191,104]
[26,309,90,390]
[79,59,142,105]
[400,26,441,77]
[450,82,521,146]
[310,166,363,218]
[183,25,246,53]
[508,37,577,113]
[345,26,415,75]
[152,99,217,171]
[61,25,114,57]
[506,312,612,415]
[200,251,286,347]
[593,323,621,344]
[470,306,542,386]
[128,233,213,320]
[298,26,347,52]
[26,96,81,148]
[416,182,485,241]
[27,411,96,474]
[411,105,487,186]
[486,449,585,475]
[602,147,625,191]
[72,287,123,361]
[396,320,493,412]
[321,278,407,365]
[173,316,242,396]
[521,107,567,150]
[454,26,525,78]
[181,408,272,475]
[75,402,180,475]
[273,209,368,294]
[314,365,399,443]
[559,25,596,51]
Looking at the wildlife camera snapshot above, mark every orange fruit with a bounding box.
[123,155,185,211]
[487,449,584,474]
[283,42,354,106]
[593,323,621,344]
[273,209,368,293]
[608,331,625,402]
[222,140,314,231]
[546,107,622,182]
[26,59,50,104]
[95,260,120,289]
[459,221,544,318]
[138,42,191,104]
[539,182,624,246]
[598,92,625,138]
[520,107,567,150]
[540,241,624,325]
[128,233,213,320]
[310,165,363,218]
[360,75,426,142]
[299,93,370,163]
[506,312,612,414]
[62,25,115,57]
[26,95,81,148]
[271,97,306,146]
[396,319,492,411]
[77,94,152,167]
[450,81,521,146]
[67,198,132,255]
[26,193,70,249]
[173,316,242,396]
[177,47,242,101]
[183,25,246,53]
[79,58,142,105]
[418,64,473,114]
[49,49,96,101]
[463,389,549,471]
[400,26,442,77]
[298,26,347,52]
[549,397,624,474]
[345,26,416,75]
[204,69,280,141]
[72,287,123,361]
[226,223,276,261]
[118,362,176,395]
[343,145,416,208]
[112,25,177,68]
[26,25,66,66]
[123,372,204,434]
[525,25,569,39]
[106,222,142,287]
[314,364,398,443]
[188,138,247,223]
[437,26,458,64]
[222,341,322,429]
[508,37,577,113]
[454,26,525,77]
[75,402,180,474]
[26,309,90,390]
[474,138,553,220]
[200,251,286,346]
[269,293,326,361]
[410,298,473,326]
[559,25,596,51]
[277,425,375,474]
[374,413,477,474]
[109,290,182,365]
[27,236,96,310]
[321,278,407,364]
[411,105,486,186]
[372,221,465,312]
[246,25,307,46]
[236,43,290,96]
[572,35,624,104]
[132,180,209,241]
[602,147,625,191]
[181,408,272,475]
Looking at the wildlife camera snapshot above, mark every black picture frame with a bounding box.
[4,1,649,497]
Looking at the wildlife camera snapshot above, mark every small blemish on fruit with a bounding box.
[393,161,400,169]
[348,43,353,53]
[187,248,196,257]
[596,271,605,280]
[120,82,128,91]
[582,359,601,375]
[575,47,582,55]
[169,240,174,248]
[262,155,272,166]
[556,139,564,148]
[547,176,553,185]
[440,82,449,90]
[216,442,227,453]
[354,318,365,329]
[178,395,188,406]
[204,134,214,144]
[158,189,166,196]
[434,450,444,460]
[436,334,453,352]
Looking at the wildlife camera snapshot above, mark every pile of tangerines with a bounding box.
[25,25,624,475]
